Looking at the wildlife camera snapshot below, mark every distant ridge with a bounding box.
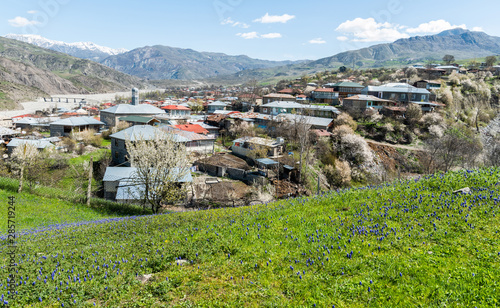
[100,45,305,80]
[4,34,128,62]
[208,29,500,84]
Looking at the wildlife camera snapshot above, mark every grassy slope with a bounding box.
[0,188,122,232]
[1,168,499,307]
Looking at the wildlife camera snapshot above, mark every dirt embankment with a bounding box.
[369,142,425,178]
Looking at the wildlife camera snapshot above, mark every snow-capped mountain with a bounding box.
[4,34,128,61]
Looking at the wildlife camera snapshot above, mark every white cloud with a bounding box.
[261,32,282,39]
[27,10,37,14]
[253,13,295,24]
[221,17,250,29]
[336,17,409,42]
[336,36,349,41]
[8,16,39,27]
[236,32,259,39]
[236,32,282,39]
[406,20,466,34]
[309,38,326,44]
[472,26,484,32]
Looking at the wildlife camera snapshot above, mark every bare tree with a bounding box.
[125,132,191,213]
[11,144,45,193]
[423,126,482,172]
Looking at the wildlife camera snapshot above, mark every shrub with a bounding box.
[421,112,444,127]
[331,125,373,165]
[405,104,422,126]
[333,113,357,131]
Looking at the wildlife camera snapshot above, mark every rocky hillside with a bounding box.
[0,36,144,96]
[210,29,500,84]
[101,45,303,80]
[311,29,500,67]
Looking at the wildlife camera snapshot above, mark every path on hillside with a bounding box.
[366,139,423,151]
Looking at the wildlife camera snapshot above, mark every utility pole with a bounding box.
[87,156,93,206]
[317,174,320,195]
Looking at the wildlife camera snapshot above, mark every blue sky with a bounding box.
[1,0,499,61]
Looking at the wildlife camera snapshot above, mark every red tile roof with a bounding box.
[161,105,191,111]
[313,88,336,92]
[12,114,35,119]
[173,124,209,135]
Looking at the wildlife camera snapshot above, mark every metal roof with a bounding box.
[256,158,279,166]
[274,114,334,128]
[362,84,430,95]
[103,167,137,182]
[50,116,105,127]
[118,116,157,124]
[14,117,52,125]
[110,125,190,143]
[329,81,364,88]
[208,100,230,106]
[343,95,395,102]
[100,104,164,115]
[7,138,54,149]
[233,136,281,147]
[0,127,20,136]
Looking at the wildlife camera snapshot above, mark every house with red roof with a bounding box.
[172,124,209,135]
[160,105,191,119]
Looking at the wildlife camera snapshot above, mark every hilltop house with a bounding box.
[100,104,165,127]
[342,95,396,113]
[262,93,296,105]
[311,88,339,104]
[361,83,442,112]
[260,101,340,118]
[49,116,105,137]
[325,81,365,99]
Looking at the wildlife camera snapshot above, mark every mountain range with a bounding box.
[209,29,500,84]
[1,28,500,108]
[0,36,144,109]
[4,34,128,62]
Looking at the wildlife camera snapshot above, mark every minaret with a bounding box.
[131,88,139,105]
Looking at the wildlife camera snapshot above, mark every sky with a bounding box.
[1,0,499,61]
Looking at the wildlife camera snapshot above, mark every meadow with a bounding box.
[1,168,499,307]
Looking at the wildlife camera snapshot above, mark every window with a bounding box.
[114,139,119,147]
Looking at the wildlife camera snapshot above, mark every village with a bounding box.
[1,62,498,209]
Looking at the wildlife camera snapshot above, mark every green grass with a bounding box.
[1,168,499,307]
[0,188,122,232]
